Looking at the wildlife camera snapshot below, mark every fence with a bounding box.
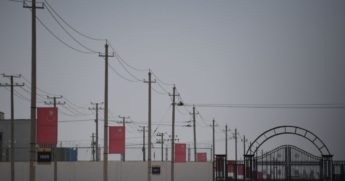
[1,146,212,162]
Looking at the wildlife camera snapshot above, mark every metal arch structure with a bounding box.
[246,125,331,156]
[243,125,333,181]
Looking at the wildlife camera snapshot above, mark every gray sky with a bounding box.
[1,0,345,160]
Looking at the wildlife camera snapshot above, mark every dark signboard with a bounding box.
[37,151,52,162]
[152,165,161,175]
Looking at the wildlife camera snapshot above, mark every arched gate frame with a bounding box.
[244,126,333,181]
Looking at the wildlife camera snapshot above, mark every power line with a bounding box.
[155,81,170,94]
[36,15,95,54]
[152,86,167,95]
[108,62,140,83]
[43,0,105,41]
[44,4,99,53]
[108,43,148,72]
[183,103,345,109]
[115,56,143,82]
[151,72,173,86]
[22,75,59,97]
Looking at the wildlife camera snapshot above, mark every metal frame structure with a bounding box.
[246,126,330,156]
[244,126,333,181]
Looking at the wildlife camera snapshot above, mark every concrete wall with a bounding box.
[0,119,31,161]
[0,161,212,181]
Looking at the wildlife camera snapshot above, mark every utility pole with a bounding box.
[165,146,168,161]
[91,133,95,161]
[224,125,231,181]
[233,128,238,181]
[44,95,65,181]
[0,74,24,181]
[241,135,248,159]
[241,135,248,180]
[99,40,114,181]
[89,102,103,161]
[144,71,155,181]
[138,126,146,161]
[169,85,179,181]
[188,144,191,162]
[118,115,130,161]
[189,105,198,161]
[156,132,165,162]
[210,119,217,181]
[23,1,44,180]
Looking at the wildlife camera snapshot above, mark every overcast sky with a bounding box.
[1,0,345,160]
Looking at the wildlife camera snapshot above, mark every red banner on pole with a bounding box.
[37,107,58,145]
[238,164,244,175]
[175,143,186,162]
[197,152,207,162]
[227,160,234,173]
[109,126,125,154]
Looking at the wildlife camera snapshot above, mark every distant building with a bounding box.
[0,118,77,161]
[0,119,31,161]
[0,112,4,119]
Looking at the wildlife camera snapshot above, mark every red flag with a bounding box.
[109,126,125,154]
[197,152,207,162]
[37,107,58,144]
[238,164,244,175]
[227,160,234,173]
[175,143,186,162]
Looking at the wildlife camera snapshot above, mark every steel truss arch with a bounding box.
[246,125,330,156]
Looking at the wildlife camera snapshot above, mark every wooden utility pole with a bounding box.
[212,119,216,181]
[89,102,103,161]
[156,132,165,162]
[169,85,179,181]
[91,133,96,161]
[234,128,238,181]
[118,115,130,161]
[138,126,146,161]
[44,95,65,181]
[241,135,248,181]
[99,40,114,181]
[23,1,44,180]
[224,125,231,181]
[190,105,198,161]
[0,74,24,181]
[144,71,155,181]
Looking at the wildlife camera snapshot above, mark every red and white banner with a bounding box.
[37,107,58,145]
[175,143,186,162]
[197,152,207,162]
[109,126,125,154]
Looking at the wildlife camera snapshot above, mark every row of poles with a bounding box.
[4,1,250,181]
[1,61,249,181]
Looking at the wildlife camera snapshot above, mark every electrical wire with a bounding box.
[108,43,148,72]
[63,97,89,110]
[44,0,105,41]
[197,112,212,127]
[59,119,94,123]
[36,15,95,54]
[2,87,29,102]
[45,4,99,54]
[152,86,167,95]
[151,72,173,86]
[108,62,140,83]
[22,75,59,97]
[183,103,345,109]
[115,56,143,82]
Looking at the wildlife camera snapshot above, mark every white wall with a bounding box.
[0,161,212,181]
